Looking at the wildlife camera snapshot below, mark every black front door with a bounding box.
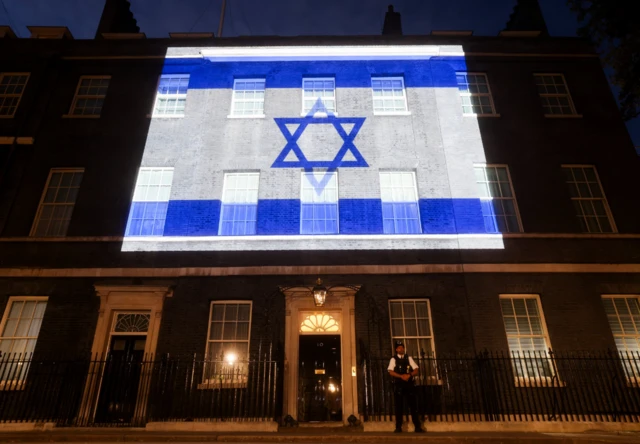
[95,335,146,424]
[298,335,342,422]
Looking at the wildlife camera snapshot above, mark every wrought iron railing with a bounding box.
[361,350,640,422]
[0,350,639,426]
[0,352,280,426]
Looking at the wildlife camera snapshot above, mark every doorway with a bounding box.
[298,334,342,422]
[94,335,147,424]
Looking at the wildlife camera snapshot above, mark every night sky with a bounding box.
[1,0,638,146]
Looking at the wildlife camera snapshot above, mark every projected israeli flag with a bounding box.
[122,45,505,252]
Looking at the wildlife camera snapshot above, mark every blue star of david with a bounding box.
[271,98,368,193]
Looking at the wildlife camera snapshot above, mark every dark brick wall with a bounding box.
[156,276,286,359]
[465,273,640,352]
[0,278,99,359]
[0,273,637,362]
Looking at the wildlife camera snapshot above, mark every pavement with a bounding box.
[0,428,640,444]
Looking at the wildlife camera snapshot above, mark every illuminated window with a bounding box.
[301,172,338,234]
[219,172,259,236]
[302,78,335,115]
[204,301,251,384]
[389,299,435,359]
[69,76,110,116]
[153,74,189,117]
[562,165,615,233]
[371,77,408,114]
[602,296,640,380]
[379,171,421,234]
[31,168,84,237]
[474,165,522,233]
[125,167,174,236]
[0,297,48,385]
[0,73,29,117]
[500,295,554,381]
[534,74,577,116]
[231,79,265,117]
[456,72,497,115]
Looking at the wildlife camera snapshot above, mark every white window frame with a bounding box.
[68,75,110,118]
[499,294,559,387]
[0,296,48,390]
[300,171,339,234]
[388,299,438,384]
[301,77,336,116]
[202,300,252,389]
[229,78,266,118]
[456,72,498,117]
[474,164,523,233]
[371,76,410,115]
[218,172,260,236]
[534,73,579,117]
[152,74,190,118]
[379,171,422,234]
[562,164,617,233]
[601,295,640,384]
[30,168,84,237]
[126,167,174,237]
[0,72,30,118]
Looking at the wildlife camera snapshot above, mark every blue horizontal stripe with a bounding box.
[162,58,467,90]
[159,198,489,236]
[164,200,221,236]
[256,199,300,235]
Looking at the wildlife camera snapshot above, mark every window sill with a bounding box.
[300,112,338,117]
[514,377,565,388]
[147,114,185,119]
[61,114,101,119]
[463,113,501,118]
[198,380,248,390]
[227,114,266,119]
[544,114,583,119]
[373,111,411,116]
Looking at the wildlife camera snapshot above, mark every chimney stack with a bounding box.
[382,5,402,36]
[95,0,140,38]
[503,0,549,36]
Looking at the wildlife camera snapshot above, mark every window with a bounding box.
[474,165,522,233]
[456,73,497,115]
[371,77,408,114]
[153,74,189,117]
[0,73,29,118]
[301,172,338,234]
[302,78,335,115]
[379,171,421,234]
[0,297,48,385]
[231,79,265,117]
[204,301,252,386]
[500,295,554,381]
[389,299,436,382]
[534,74,577,116]
[562,165,616,233]
[219,173,259,236]
[31,168,84,237]
[602,296,640,381]
[125,167,174,236]
[69,76,110,117]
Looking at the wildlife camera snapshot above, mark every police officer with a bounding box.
[387,340,424,433]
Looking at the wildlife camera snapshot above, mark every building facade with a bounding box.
[0,2,639,430]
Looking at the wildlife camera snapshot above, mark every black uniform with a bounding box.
[390,354,421,431]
